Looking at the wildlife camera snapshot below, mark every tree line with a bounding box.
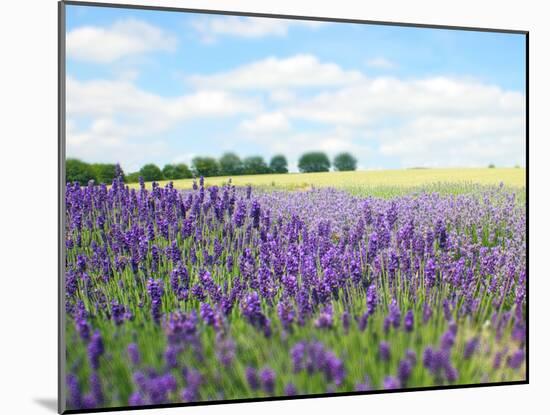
[66,151,358,184]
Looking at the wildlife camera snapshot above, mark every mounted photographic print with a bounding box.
[59,1,528,413]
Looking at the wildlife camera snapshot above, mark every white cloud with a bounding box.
[67,18,177,63]
[192,16,325,42]
[366,57,396,69]
[269,89,297,104]
[116,69,140,82]
[66,118,171,172]
[188,54,364,90]
[378,115,525,167]
[171,153,197,166]
[67,77,259,121]
[283,76,524,126]
[237,68,525,168]
[66,49,526,170]
[240,112,290,135]
[66,77,260,171]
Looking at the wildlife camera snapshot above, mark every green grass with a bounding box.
[128,168,525,195]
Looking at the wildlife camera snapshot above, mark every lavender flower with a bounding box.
[405,349,417,366]
[386,299,401,330]
[383,376,401,389]
[315,305,334,329]
[341,311,351,333]
[127,343,140,365]
[355,376,372,391]
[241,292,271,336]
[277,299,295,330]
[284,383,298,396]
[404,309,414,332]
[147,278,164,324]
[463,337,479,359]
[246,367,259,390]
[398,359,412,385]
[366,284,377,315]
[259,367,276,394]
[164,345,179,368]
[507,349,525,369]
[111,300,125,326]
[234,201,246,228]
[181,368,202,402]
[358,312,369,332]
[291,342,306,372]
[215,333,236,367]
[423,304,433,324]
[324,352,345,385]
[250,200,261,229]
[379,341,391,361]
[128,392,144,406]
[199,302,215,326]
[63,177,526,407]
[67,374,82,409]
[425,258,436,289]
[90,372,103,405]
[87,331,104,370]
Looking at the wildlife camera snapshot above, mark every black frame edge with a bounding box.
[524,31,529,384]
[58,1,67,414]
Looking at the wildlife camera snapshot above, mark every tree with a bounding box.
[192,157,220,177]
[219,152,243,176]
[488,163,496,168]
[162,163,192,180]
[91,163,123,184]
[162,164,177,180]
[125,172,140,183]
[298,152,331,173]
[139,164,163,181]
[333,153,357,171]
[66,158,97,184]
[242,156,270,175]
[269,154,288,174]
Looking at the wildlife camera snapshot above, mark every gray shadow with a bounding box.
[34,398,57,413]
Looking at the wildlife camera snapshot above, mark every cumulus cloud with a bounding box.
[366,57,396,69]
[378,115,525,167]
[67,18,177,63]
[282,76,524,126]
[66,48,525,170]
[171,153,197,166]
[187,54,364,90]
[269,89,297,103]
[192,16,326,42]
[216,55,525,168]
[67,77,259,121]
[240,112,291,135]
[66,118,171,171]
[290,76,523,166]
[66,77,260,170]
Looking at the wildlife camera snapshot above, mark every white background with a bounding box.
[0,0,545,414]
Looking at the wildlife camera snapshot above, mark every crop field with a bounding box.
[127,168,526,195]
[64,172,526,410]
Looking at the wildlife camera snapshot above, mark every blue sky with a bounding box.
[65,4,526,172]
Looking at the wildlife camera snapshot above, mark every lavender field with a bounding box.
[64,175,526,410]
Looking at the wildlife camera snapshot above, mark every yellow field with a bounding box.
[129,168,525,192]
